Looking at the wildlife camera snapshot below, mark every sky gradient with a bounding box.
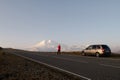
[0,0,120,50]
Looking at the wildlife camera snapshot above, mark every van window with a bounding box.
[87,46,92,50]
[92,45,96,49]
[96,46,100,49]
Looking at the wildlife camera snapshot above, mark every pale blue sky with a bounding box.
[0,0,120,49]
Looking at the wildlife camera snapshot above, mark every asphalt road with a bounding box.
[7,50,120,80]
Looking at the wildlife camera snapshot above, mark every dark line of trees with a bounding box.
[0,47,3,50]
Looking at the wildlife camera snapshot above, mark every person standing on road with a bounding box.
[57,44,61,55]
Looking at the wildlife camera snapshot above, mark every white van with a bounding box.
[82,45,111,57]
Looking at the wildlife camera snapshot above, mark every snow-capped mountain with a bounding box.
[29,40,82,52]
[30,40,58,52]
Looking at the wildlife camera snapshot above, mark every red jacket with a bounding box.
[58,45,61,51]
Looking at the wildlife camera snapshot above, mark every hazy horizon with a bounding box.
[0,0,120,52]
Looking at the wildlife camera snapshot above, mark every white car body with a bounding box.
[82,45,111,57]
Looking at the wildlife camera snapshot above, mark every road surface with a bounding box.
[6,50,120,80]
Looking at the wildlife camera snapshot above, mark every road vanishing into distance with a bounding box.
[6,50,120,80]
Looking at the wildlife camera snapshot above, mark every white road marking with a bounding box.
[100,64,120,69]
[13,53,91,80]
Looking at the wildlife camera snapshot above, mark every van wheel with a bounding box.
[96,53,100,57]
[82,52,86,56]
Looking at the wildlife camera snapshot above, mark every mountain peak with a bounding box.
[34,40,54,47]
[48,40,52,43]
[30,40,59,52]
[29,40,83,52]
